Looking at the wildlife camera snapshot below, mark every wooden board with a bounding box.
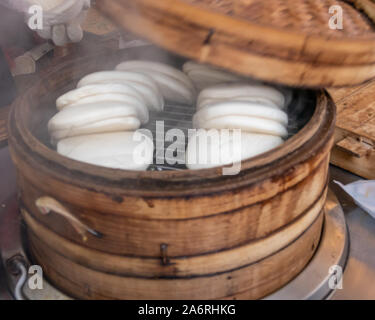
[329,79,375,179]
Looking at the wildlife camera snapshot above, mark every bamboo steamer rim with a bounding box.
[8,51,336,197]
[97,0,375,87]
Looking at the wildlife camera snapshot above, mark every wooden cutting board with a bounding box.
[329,79,375,179]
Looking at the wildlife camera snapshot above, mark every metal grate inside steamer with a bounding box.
[143,103,194,171]
[142,89,316,172]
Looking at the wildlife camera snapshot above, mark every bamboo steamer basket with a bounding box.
[8,0,375,299]
[9,48,333,300]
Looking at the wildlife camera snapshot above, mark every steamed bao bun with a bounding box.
[183,61,253,90]
[186,130,283,170]
[116,60,196,105]
[76,71,164,112]
[196,84,287,110]
[193,101,289,138]
[184,61,293,109]
[186,83,289,170]
[51,67,162,171]
[57,131,154,171]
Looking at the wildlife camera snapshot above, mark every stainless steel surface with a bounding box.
[0,146,17,300]
[0,146,16,202]
[329,166,375,300]
[0,260,12,300]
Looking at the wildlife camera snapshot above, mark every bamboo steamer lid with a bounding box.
[97,0,375,87]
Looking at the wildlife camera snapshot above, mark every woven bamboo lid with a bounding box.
[97,0,375,87]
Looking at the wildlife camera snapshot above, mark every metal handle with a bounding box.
[6,255,27,301]
[35,196,103,242]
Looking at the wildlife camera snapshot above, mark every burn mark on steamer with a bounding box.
[143,198,155,208]
[160,243,174,266]
[111,195,123,204]
[203,28,216,45]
